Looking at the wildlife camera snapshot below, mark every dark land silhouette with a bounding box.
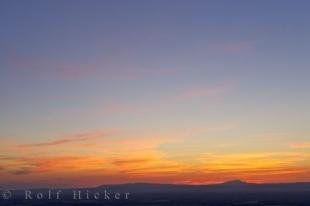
[1,180,310,205]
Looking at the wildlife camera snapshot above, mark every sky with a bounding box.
[0,0,310,188]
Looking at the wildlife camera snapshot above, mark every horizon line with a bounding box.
[4,179,310,190]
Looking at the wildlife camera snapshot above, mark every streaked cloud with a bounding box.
[102,103,136,115]
[18,131,107,148]
[200,152,305,172]
[0,155,17,161]
[1,127,310,187]
[176,85,228,100]
[4,47,178,81]
[290,142,310,149]
[4,156,107,175]
[172,82,234,102]
[1,149,309,187]
[30,156,107,173]
[11,167,33,175]
[112,158,154,166]
[211,41,255,54]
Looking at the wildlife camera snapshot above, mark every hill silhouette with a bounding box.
[95,179,310,193]
[3,180,310,206]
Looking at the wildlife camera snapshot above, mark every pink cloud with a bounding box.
[173,82,234,101]
[211,41,255,54]
[4,48,179,80]
[102,103,136,115]
[290,142,310,149]
[95,82,235,115]
[7,53,99,80]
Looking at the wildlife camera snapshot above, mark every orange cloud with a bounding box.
[1,150,310,188]
[10,167,33,175]
[112,158,154,166]
[2,156,107,176]
[2,128,310,188]
[200,152,305,172]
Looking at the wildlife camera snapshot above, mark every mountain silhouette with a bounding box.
[221,179,248,185]
[95,180,310,193]
[5,180,310,206]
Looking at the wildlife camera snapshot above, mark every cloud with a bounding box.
[173,82,234,102]
[2,127,309,187]
[3,48,99,80]
[3,156,107,176]
[93,82,235,117]
[290,142,310,149]
[11,167,33,175]
[112,158,154,166]
[3,47,178,81]
[177,85,227,99]
[20,137,89,147]
[18,131,107,148]
[102,104,136,115]
[1,150,309,187]
[252,132,289,141]
[0,155,17,160]
[169,152,309,185]
[211,41,255,54]
[29,156,107,173]
[199,152,305,172]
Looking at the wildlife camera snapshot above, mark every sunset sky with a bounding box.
[0,0,310,189]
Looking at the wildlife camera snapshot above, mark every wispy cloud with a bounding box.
[199,152,305,172]
[112,158,154,166]
[173,82,234,102]
[102,103,136,115]
[30,156,107,173]
[1,150,309,187]
[18,131,107,148]
[211,41,255,54]
[2,127,310,187]
[11,167,33,175]
[4,48,98,80]
[4,47,178,81]
[176,85,227,100]
[5,156,107,176]
[0,155,17,161]
[290,142,310,149]
[19,137,90,147]
[96,84,229,116]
